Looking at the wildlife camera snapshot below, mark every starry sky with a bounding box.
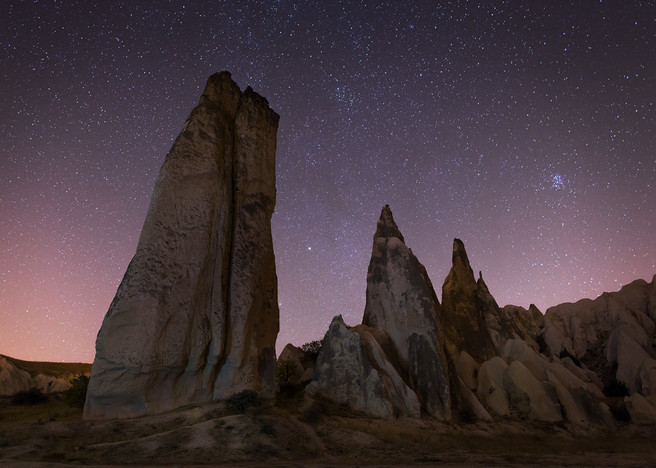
[1,1,654,363]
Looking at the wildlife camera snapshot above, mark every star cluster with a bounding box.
[1,1,654,362]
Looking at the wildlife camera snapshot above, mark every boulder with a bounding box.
[85,72,280,419]
[624,393,656,424]
[503,361,562,422]
[306,316,420,418]
[455,351,479,391]
[477,356,510,417]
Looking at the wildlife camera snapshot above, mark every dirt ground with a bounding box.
[2,394,656,467]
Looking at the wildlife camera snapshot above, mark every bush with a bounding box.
[12,387,47,405]
[300,340,322,357]
[63,374,89,408]
[225,390,261,413]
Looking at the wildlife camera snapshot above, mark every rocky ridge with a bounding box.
[305,205,656,427]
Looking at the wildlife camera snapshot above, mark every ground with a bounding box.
[1,392,655,467]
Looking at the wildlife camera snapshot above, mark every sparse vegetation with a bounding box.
[225,390,261,413]
[63,374,89,408]
[301,340,322,357]
[11,387,47,405]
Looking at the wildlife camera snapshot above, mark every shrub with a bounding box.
[300,340,322,356]
[63,374,89,408]
[12,387,47,405]
[225,390,261,413]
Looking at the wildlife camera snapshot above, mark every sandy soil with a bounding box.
[2,394,655,467]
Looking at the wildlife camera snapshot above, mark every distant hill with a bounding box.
[0,354,91,396]
[3,355,91,379]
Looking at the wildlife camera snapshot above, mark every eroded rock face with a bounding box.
[542,275,656,396]
[307,316,421,418]
[308,206,450,419]
[440,240,510,362]
[84,72,280,420]
[362,205,451,418]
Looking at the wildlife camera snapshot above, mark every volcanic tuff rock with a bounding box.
[542,275,656,397]
[84,72,279,419]
[309,206,451,419]
[0,355,91,396]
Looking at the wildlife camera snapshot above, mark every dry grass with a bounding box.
[1,393,656,466]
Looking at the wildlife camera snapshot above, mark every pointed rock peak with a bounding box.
[374,204,405,243]
[451,239,474,276]
[528,304,542,315]
[202,71,241,103]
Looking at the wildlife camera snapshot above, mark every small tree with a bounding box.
[63,374,89,408]
[277,358,301,384]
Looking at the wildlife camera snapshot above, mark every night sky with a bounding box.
[1,1,654,363]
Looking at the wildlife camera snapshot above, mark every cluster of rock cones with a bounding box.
[84,73,656,428]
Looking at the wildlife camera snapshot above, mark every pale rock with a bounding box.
[543,276,656,398]
[307,316,420,418]
[455,351,479,391]
[362,205,450,419]
[502,338,549,381]
[0,356,32,396]
[624,393,656,424]
[547,371,588,426]
[503,361,562,422]
[0,356,73,396]
[85,72,279,420]
[476,357,510,417]
[458,377,492,421]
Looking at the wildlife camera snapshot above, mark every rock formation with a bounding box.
[277,343,315,385]
[0,355,91,396]
[308,206,451,419]
[542,276,656,397]
[84,72,280,420]
[306,225,656,426]
[440,240,514,361]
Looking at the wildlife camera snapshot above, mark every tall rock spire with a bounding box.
[440,239,503,362]
[362,205,451,419]
[84,72,280,419]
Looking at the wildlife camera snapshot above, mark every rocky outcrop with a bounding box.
[542,276,656,398]
[0,355,90,396]
[84,72,280,420]
[307,316,421,418]
[278,344,314,385]
[362,205,451,418]
[308,206,451,419]
[440,240,512,362]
